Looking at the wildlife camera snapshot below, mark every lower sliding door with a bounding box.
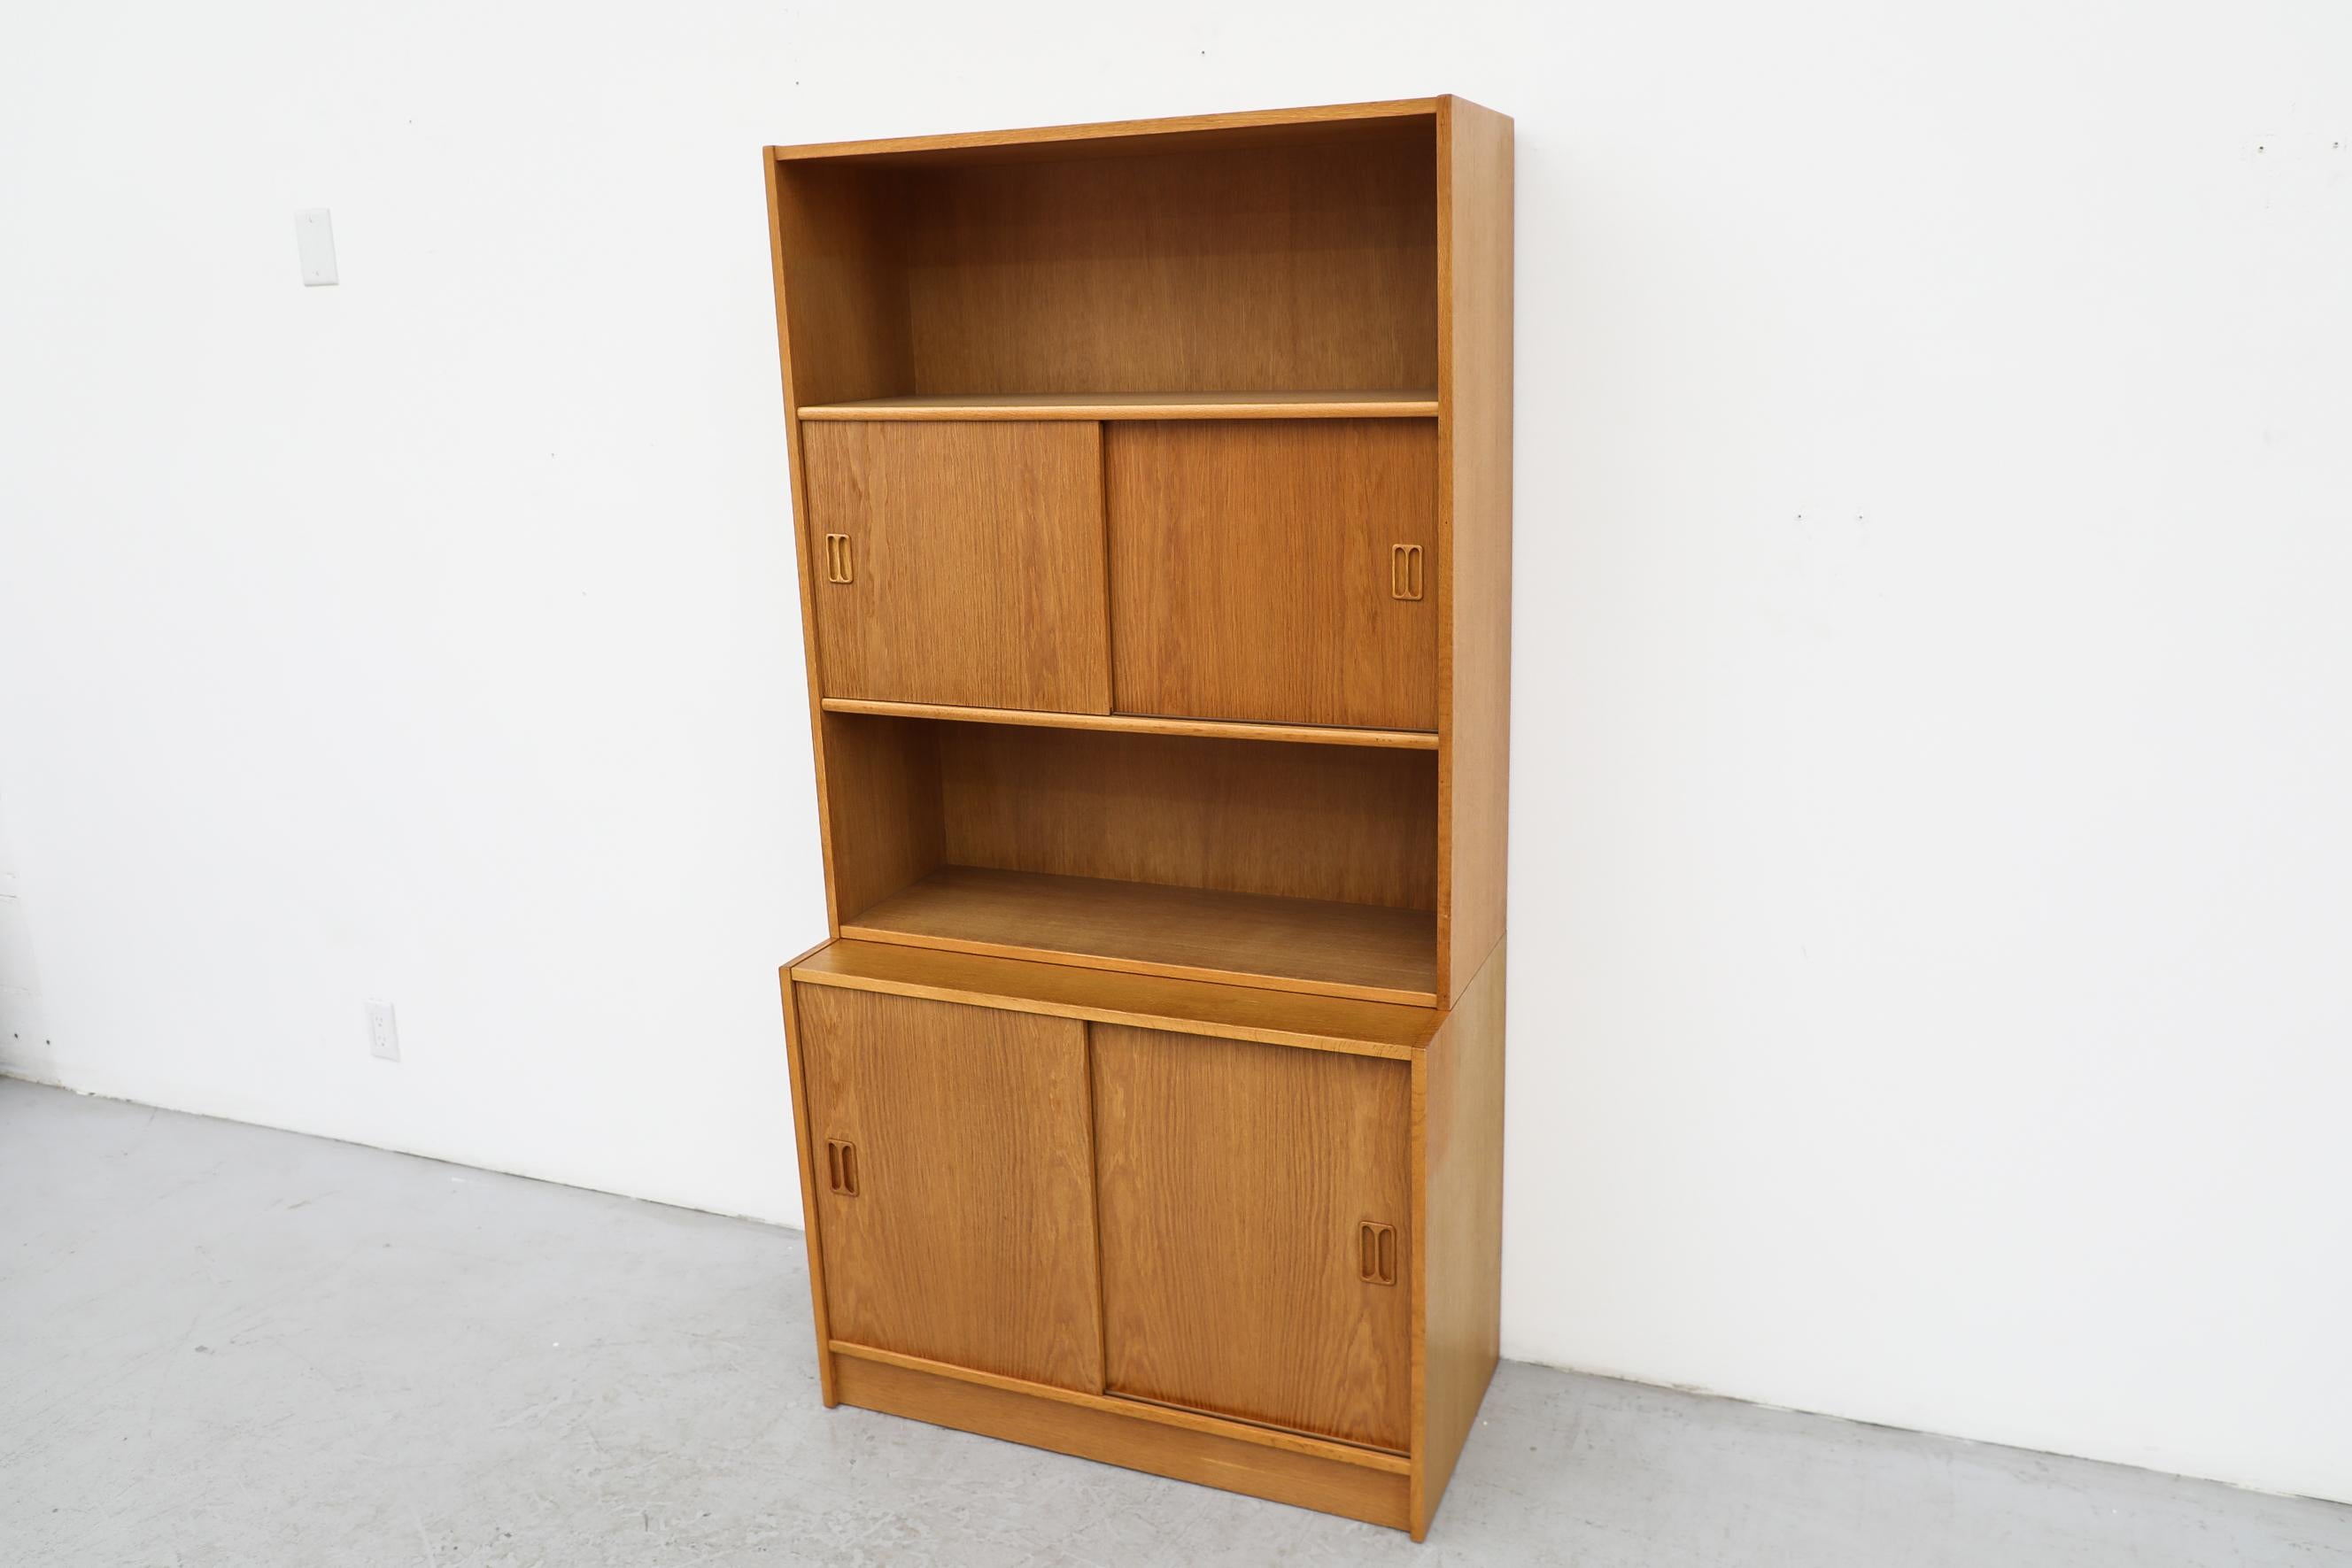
[1090,1024,1412,1451]
[796,986,1102,1392]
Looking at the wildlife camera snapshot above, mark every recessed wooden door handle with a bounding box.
[824,1138,859,1196]
[824,533,854,584]
[1390,544,1424,601]
[1358,1221,1397,1285]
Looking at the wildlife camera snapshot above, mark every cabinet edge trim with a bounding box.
[837,925,1441,1008]
[818,697,1440,751]
[789,968,1431,1058]
[826,1342,1412,1474]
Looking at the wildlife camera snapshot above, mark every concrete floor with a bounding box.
[3,1081,2347,1567]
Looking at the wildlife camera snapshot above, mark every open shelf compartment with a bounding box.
[820,713,1440,1005]
[770,110,1439,412]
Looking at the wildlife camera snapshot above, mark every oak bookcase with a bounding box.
[765,97,1512,1540]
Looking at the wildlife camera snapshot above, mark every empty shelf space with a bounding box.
[839,868,1439,1006]
[796,390,1439,421]
[818,699,1438,751]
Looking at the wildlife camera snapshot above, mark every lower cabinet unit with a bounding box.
[780,938,1505,1541]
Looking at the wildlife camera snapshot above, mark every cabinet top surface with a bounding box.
[790,939,1446,1056]
[768,97,1497,166]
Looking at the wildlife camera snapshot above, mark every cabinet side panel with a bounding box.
[799,987,1103,1391]
[779,969,838,1405]
[770,158,917,931]
[1094,1025,1412,1450]
[818,712,944,919]
[1415,938,1505,1535]
[1435,99,1513,1003]
[772,164,913,409]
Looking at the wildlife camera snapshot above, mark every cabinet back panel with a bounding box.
[1435,97,1516,1004]
[898,132,1436,395]
[936,723,1436,911]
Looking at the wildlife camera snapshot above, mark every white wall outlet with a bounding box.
[366,1000,398,1062]
[296,209,338,287]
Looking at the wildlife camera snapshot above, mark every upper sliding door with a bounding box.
[804,421,1111,713]
[1104,420,1439,731]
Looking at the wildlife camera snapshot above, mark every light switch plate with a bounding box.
[296,209,337,286]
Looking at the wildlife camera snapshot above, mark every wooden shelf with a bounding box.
[796,390,1439,421]
[839,867,1438,1006]
[819,698,1438,751]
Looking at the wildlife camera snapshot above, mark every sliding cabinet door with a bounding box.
[798,985,1102,1391]
[1091,1024,1412,1449]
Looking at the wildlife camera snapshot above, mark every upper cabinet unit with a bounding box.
[766,97,1511,1008]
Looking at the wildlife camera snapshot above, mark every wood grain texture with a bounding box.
[828,1343,1410,1473]
[842,867,1438,1005]
[898,135,1435,395]
[820,697,1436,750]
[790,939,1444,1057]
[833,1355,1412,1531]
[796,985,1102,1391]
[769,164,911,411]
[771,98,1441,166]
[1435,97,1514,1004]
[798,390,1437,421]
[936,722,1436,911]
[815,711,942,923]
[803,421,1110,712]
[1107,421,1439,730]
[1094,1026,1412,1451]
[777,947,839,1405]
[1411,938,1506,1537]
[766,156,891,944]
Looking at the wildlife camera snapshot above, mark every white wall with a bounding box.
[4,0,2348,1510]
